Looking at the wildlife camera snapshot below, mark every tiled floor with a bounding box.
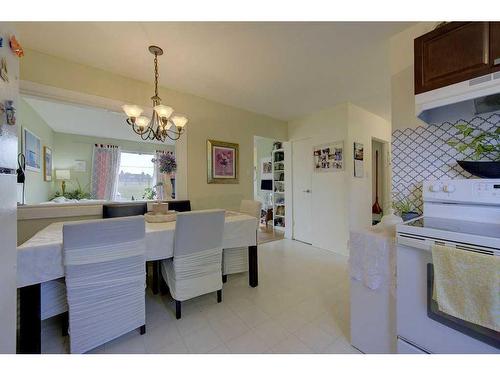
[41,239,359,354]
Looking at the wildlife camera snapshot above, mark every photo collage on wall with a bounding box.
[313,142,344,172]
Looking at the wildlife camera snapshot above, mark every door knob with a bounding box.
[303,189,311,193]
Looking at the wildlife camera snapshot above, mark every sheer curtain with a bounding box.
[91,144,121,200]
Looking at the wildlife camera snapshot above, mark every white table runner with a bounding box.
[17,212,257,288]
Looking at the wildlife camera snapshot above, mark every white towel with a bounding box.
[349,230,396,293]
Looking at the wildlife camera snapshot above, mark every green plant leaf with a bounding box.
[463,128,473,137]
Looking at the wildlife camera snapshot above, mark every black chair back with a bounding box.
[102,200,191,218]
[103,203,148,218]
[166,200,191,212]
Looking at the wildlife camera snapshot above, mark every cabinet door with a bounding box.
[415,22,491,94]
[491,22,500,72]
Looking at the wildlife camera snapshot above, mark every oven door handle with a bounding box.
[397,235,451,252]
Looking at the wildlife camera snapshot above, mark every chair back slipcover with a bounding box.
[239,200,262,227]
[222,200,261,275]
[63,216,146,354]
[162,209,225,301]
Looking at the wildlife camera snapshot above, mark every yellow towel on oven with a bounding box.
[431,244,500,332]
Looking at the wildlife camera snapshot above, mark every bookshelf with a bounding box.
[272,148,286,231]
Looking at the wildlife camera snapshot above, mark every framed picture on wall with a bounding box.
[43,146,52,181]
[261,156,272,180]
[23,128,41,172]
[313,141,344,172]
[73,160,87,172]
[353,142,364,178]
[207,139,239,184]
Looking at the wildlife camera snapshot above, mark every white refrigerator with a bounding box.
[0,22,20,353]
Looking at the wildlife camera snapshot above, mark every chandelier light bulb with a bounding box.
[122,104,143,118]
[154,104,174,119]
[135,116,150,129]
[172,115,188,129]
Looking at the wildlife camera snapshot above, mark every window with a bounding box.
[116,152,155,201]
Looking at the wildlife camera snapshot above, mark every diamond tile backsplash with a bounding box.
[391,112,499,213]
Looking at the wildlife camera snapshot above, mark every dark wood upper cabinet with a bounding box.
[415,22,500,94]
[491,22,500,72]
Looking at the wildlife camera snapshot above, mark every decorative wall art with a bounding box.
[0,57,8,82]
[207,139,239,184]
[23,128,41,172]
[73,160,87,172]
[261,156,272,180]
[353,142,364,178]
[9,35,24,57]
[43,146,52,181]
[313,141,344,172]
[5,100,15,125]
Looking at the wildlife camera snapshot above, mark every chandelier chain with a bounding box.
[154,53,159,98]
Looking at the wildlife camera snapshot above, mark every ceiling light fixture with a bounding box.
[122,45,187,142]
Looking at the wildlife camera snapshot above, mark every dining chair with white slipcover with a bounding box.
[62,216,146,354]
[160,209,225,319]
[41,278,68,336]
[222,200,261,282]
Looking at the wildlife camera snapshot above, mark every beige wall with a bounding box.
[20,49,287,210]
[346,104,391,230]
[390,22,437,131]
[288,103,391,255]
[18,98,55,204]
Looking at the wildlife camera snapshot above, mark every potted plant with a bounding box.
[51,179,92,200]
[447,123,500,178]
[142,183,163,200]
[393,197,420,222]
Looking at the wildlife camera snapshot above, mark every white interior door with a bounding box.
[292,138,313,244]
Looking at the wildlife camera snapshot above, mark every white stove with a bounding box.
[396,179,500,354]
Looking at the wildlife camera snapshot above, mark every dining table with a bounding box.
[16,211,259,354]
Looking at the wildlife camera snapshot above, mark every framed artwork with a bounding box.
[207,139,239,184]
[73,160,87,172]
[23,128,41,172]
[43,146,52,181]
[353,142,364,178]
[261,156,272,180]
[313,141,344,172]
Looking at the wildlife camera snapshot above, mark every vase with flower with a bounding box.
[152,152,177,199]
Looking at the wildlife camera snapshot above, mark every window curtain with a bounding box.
[153,150,175,200]
[91,144,121,200]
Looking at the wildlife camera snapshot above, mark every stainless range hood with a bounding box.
[416,72,500,124]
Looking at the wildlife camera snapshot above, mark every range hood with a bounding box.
[416,72,500,124]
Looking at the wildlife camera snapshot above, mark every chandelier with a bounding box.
[122,45,188,142]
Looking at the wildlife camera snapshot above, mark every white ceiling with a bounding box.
[16,22,413,121]
[23,96,174,145]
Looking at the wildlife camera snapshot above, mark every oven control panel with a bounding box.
[423,179,500,205]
